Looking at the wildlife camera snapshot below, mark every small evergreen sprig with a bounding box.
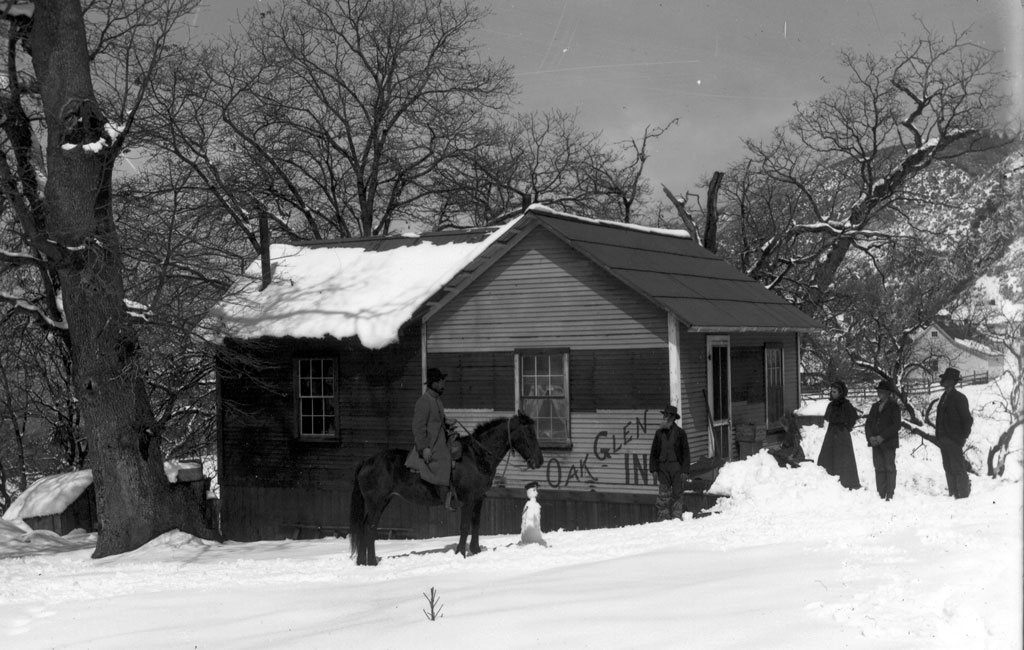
[422,586,444,621]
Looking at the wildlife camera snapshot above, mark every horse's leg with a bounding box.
[350,465,372,566]
[469,498,485,555]
[456,503,472,557]
[364,495,392,566]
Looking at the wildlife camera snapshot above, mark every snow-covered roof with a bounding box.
[2,462,204,522]
[915,323,1002,359]
[2,470,93,522]
[207,204,820,347]
[207,218,520,348]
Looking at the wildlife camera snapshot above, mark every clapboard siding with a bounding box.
[428,351,516,411]
[431,348,667,412]
[429,228,667,351]
[218,332,423,540]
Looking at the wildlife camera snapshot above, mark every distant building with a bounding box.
[908,322,1003,382]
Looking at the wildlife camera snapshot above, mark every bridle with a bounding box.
[460,415,518,476]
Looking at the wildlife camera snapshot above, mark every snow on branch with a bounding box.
[0,292,67,330]
[0,247,45,267]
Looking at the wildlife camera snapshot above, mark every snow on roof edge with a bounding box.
[207,216,524,348]
[525,203,692,239]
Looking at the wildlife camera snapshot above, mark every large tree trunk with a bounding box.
[31,0,216,558]
[704,171,723,253]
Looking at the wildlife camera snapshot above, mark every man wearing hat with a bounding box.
[406,367,460,510]
[935,368,973,499]
[865,379,902,500]
[649,405,691,520]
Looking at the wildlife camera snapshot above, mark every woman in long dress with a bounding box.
[817,380,861,489]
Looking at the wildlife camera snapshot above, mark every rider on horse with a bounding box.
[406,367,461,511]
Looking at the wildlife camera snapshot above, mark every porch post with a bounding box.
[667,314,681,410]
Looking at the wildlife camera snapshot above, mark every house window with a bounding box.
[931,331,938,338]
[295,357,338,439]
[765,343,785,425]
[516,349,570,447]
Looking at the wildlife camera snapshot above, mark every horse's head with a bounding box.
[510,410,544,470]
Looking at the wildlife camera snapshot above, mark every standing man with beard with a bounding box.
[649,405,691,520]
[407,367,460,510]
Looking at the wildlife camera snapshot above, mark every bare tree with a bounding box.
[438,111,676,227]
[115,162,247,461]
[662,169,723,250]
[588,119,677,224]
[0,0,217,557]
[972,244,1024,477]
[717,24,1011,309]
[436,109,607,226]
[143,0,515,239]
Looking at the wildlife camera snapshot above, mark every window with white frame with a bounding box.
[516,349,570,447]
[295,357,338,439]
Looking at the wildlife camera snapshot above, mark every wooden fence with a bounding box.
[801,371,990,401]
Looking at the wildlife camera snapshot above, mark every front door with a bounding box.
[706,335,732,460]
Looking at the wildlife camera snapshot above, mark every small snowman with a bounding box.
[519,481,547,546]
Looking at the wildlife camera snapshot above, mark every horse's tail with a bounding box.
[349,462,367,560]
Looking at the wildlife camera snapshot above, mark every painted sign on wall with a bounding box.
[543,411,657,489]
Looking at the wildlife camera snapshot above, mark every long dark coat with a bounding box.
[935,388,973,445]
[935,387,973,498]
[649,423,691,474]
[818,398,861,489]
[404,388,452,486]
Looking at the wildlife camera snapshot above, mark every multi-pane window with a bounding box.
[296,358,338,438]
[517,350,570,447]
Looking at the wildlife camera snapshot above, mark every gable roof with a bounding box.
[208,205,819,348]
[517,206,821,332]
[913,323,1001,359]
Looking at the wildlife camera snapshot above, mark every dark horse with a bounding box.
[349,411,543,566]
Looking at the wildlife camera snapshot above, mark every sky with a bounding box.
[2,380,1021,650]
[196,0,1024,197]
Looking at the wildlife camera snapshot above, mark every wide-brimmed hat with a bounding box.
[660,405,680,420]
[875,379,897,393]
[938,367,961,383]
[425,367,447,384]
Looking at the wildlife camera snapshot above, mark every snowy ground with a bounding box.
[1,381,1021,650]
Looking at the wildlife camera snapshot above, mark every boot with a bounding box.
[439,485,460,511]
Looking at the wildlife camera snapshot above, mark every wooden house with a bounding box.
[210,205,820,542]
[908,322,1003,382]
